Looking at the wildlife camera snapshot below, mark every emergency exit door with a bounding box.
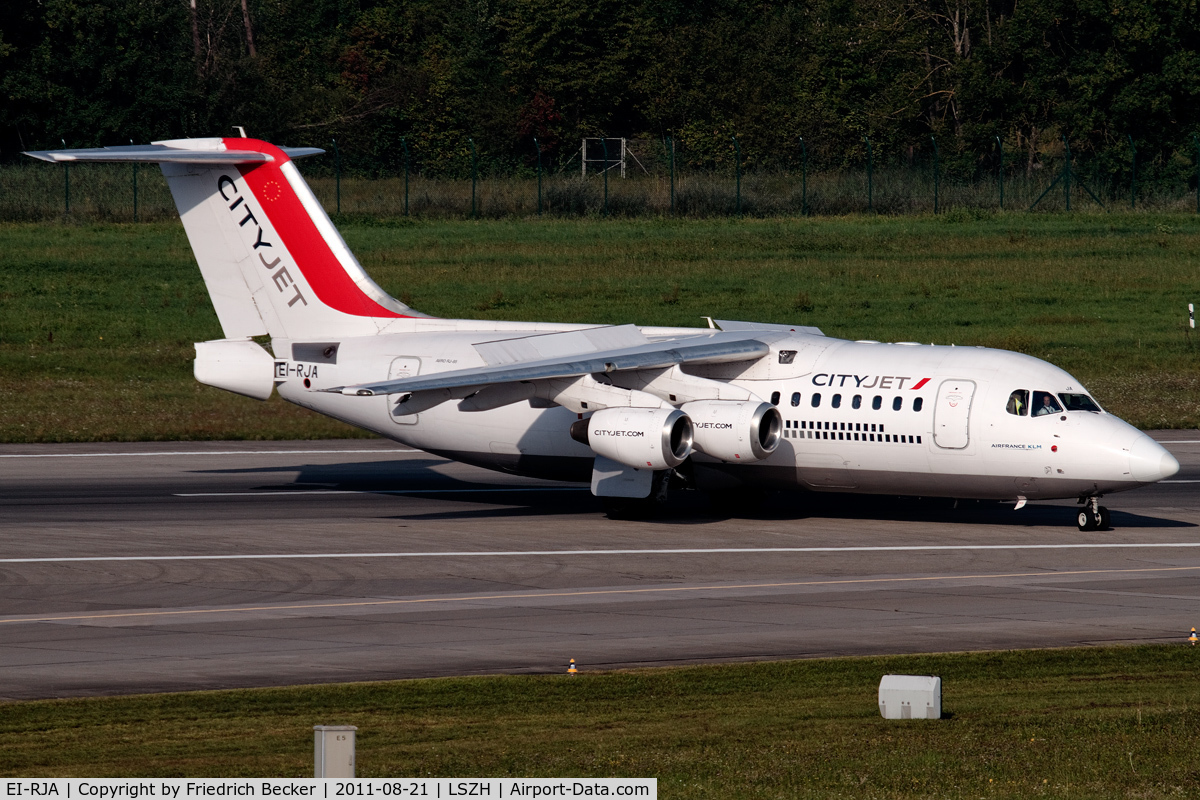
[389,357,421,425]
[933,379,975,449]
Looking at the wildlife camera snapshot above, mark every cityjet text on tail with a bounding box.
[25,137,1179,529]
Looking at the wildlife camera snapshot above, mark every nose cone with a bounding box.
[1129,435,1180,484]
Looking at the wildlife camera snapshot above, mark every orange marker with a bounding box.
[568,659,578,674]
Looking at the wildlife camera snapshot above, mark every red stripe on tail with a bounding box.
[226,138,406,319]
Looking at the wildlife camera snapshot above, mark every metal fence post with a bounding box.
[332,138,340,214]
[534,137,542,216]
[732,135,741,216]
[995,136,1003,210]
[667,137,675,214]
[401,137,409,216]
[130,139,139,223]
[799,136,807,216]
[601,137,609,216]
[1127,134,1136,210]
[864,136,873,213]
[61,139,69,216]
[930,135,939,214]
[1062,135,1071,212]
[469,138,477,219]
[1194,133,1198,214]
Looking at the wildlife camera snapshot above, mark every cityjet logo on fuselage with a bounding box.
[811,374,931,390]
[217,174,308,309]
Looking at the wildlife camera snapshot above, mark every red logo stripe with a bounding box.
[225,138,407,319]
[910,378,930,390]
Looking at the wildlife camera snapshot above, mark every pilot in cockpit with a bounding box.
[1033,391,1062,416]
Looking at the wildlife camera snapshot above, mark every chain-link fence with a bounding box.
[4,135,1198,222]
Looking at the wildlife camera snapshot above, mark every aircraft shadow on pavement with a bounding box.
[384,490,1193,529]
[192,458,499,491]
[188,459,1193,529]
[189,459,596,516]
[703,493,1195,530]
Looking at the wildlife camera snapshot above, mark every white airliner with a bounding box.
[27,137,1179,528]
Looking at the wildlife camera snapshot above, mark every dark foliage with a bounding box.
[2,0,1198,188]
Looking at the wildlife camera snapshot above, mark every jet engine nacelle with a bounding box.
[681,400,782,462]
[570,407,693,470]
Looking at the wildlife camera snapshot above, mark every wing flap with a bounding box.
[335,332,770,396]
[473,324,649,366]
[714,319,824,336]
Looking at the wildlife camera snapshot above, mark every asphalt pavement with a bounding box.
[1,434,1198,700]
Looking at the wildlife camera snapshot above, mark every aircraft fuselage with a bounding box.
[274,324,1175,502]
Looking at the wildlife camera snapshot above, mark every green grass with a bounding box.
[2,213,1199,441]
[1,646,1198,798]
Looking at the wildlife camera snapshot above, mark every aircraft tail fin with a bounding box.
[25,138,424,339]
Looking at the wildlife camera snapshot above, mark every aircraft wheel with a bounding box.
[707,487,768,518]
[1097,505,1111,530]
[1077,509,1098,532]
[603,471,670,520]
[603,496,656,520]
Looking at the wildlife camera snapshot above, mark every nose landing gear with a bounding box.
[1077,496,1110,531]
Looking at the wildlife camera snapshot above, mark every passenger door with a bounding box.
[933,379,975,449]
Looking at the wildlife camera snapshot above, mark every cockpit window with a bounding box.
[1006,390,1029,416]
[1058,393,1103,413]
[1032,391,1063,416]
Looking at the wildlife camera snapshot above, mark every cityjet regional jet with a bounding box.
[27,137,1179,528]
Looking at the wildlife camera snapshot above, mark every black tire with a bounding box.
[603,495,657,520]
[706,487,769,518]
[1097,506,1111,530]
[1077,509,1097,531]
[604,471,671,520]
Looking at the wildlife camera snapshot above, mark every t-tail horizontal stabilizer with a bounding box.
[24,138,421,340]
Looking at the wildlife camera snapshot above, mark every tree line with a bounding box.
[2,0,1198,186]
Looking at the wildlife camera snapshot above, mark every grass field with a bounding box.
[1,646,1197,797]
[1,212,1199,441]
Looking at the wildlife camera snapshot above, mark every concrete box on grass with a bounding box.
[314,725,357,778]
[878,675,941,720]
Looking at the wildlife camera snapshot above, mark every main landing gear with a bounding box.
[1077,496,1110,531]
[602,470,674,520]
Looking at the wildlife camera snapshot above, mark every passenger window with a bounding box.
[791,392,801,407]
[832,394,842,409]
[1032,391,1063,416]
[1058,393,1102,412]
[913,397,923,412]
[852,394,862,409]
[771,391,780,406]
[872,395,882,410]
[1006,389,1029,416]
[811,393,822,408]
[892,396,902,411]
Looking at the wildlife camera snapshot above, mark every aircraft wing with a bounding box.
[333,330,771,396]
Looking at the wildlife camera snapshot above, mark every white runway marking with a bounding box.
[4,564,1200,626]
[0,449,421,458]
[1161,480,1200,483]
[5,542,1200,564]
[175,487,586,497]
